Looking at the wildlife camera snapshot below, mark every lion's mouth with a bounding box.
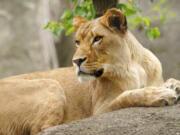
[78,68,104,78]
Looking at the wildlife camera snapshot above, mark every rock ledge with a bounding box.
[38,103,180,135]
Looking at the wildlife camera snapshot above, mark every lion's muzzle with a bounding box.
[73,57,104,78]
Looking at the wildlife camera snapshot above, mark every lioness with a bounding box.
[0,8,180,135]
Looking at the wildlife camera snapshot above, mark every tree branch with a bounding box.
[93,0,118,18]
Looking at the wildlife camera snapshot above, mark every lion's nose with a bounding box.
[72,57,87,66]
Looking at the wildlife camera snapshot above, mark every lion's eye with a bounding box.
[93,36,103,44]
[75,40,80,47]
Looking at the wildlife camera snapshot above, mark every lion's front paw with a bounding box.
[164,78,180,101]
[151,86,180,107]
[169,84,180,99]
[175,86,180,100]
[153,95,177,106]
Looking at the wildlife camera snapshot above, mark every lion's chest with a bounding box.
[120,65,147,90]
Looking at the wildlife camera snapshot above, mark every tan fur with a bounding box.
[0,8,179,135]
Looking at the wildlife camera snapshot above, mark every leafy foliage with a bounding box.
[44,0,95,36]
[44,0,176,40]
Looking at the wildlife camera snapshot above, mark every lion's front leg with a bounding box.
[95,85,180,114]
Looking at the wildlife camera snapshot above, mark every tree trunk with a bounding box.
[93,0,118,17]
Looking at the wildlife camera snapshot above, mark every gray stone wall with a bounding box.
[0,0,59,78]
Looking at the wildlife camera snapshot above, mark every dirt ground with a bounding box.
[38,102,180,135]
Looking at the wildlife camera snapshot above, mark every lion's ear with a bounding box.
[101,8,127,33]
[73,16,87,31]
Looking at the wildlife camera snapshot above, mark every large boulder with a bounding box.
[38,103,180,135]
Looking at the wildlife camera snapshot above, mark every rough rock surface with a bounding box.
[38,103,180,135]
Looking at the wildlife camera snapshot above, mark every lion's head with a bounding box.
[72,8,129,82]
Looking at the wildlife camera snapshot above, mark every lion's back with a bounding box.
[0,79,66,135]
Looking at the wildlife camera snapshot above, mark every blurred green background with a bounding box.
[0,0,179,80]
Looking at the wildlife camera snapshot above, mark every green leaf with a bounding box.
[154,27,160,37]
[74,6,84,15]
[60,10,71,20]
[48,22,60,30]
[143,17,150,26]
[43,22,50,29]
[89,3,95,20]
[147,29,154,40]
[65,26,75,36]
[117,3,127,11]
[56,25,64,36]
[125,8,137,16]
[150,0,154,3]
[147,27,160,40]
[117,3,137,16]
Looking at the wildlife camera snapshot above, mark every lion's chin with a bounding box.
[75,68,104,83]
[78,75,96,83]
